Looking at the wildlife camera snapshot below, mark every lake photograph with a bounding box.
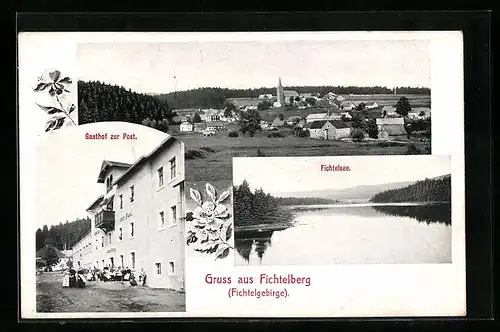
[232,156,452,266]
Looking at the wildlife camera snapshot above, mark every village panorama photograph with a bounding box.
[77,38,431,185]
[232,156,451,266]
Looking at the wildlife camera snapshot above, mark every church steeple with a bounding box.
[277,77,285,106]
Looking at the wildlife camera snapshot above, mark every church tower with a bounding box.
[276,77,285,106]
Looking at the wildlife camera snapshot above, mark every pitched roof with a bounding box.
[306,113,327,120]
[86,194,104,211]
[206,121,225,127]
[113,136,178,186]
[380,124,408,136]
[272,117,285,125]
[309,120,330,129]
[329,120,351,129]
[97,161,132,183]
[283,90,299,97]
[180,121,192,126]
[376,117,404,125]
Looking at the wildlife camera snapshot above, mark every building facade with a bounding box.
[72,136,186,291]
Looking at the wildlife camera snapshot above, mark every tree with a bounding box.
[278,114,284,121]
[223,102,237,117]
[396,96,411,117]
[289,96,294,106]
[351,129,365,142]
[305,97,316,106]
[257,100,271,111]
[193,112,202,123]
[351,114,366,130]
[355,102,366,110]
[239,109,261,137]
[42,246,60,268]
[366,119,379,139]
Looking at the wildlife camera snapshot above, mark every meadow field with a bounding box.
[177,130,429,184]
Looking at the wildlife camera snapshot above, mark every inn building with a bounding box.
[71,136,186,291]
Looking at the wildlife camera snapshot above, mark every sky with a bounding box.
[35,122,170,229]
[233,156,451,195]
[76,39,430,94]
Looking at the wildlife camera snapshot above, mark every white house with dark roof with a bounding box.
[179,121,193,132]
[376,117,408,140]
[72,136,186,291]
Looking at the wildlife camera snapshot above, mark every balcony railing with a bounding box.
[95,210,115,232]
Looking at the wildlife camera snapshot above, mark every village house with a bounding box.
[225,122,241,132]
[340,102,356,110]
[73,136,186,291]
[365,102,379,109]
[206,121,226,131]
[305,113,328,123]
[258,94,273,100]
[308,120,352,140]
[179,121,193,132]
[271,117,286,128]
[194,122,207,132]
[171,115,189,124]
[339,112,352,120]
[37,245,71,271]
[376,117,408,141]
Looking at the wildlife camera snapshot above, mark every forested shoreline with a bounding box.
[36,217,91,252]
[274,197,341,205]
[370,176,451,203]
[233,181,294,227]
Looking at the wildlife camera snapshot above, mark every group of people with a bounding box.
[62,266,147,288]
[62,269,86,288]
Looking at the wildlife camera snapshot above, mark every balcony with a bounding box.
[95,210,115,232]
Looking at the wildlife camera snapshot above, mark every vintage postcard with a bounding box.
[18,31,465,318]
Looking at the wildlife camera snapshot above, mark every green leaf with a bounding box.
[36,103,63,114]
[59,77,72,84]
[206,183,217,203]
[34,82,50,92]
[215,247,230,260]
[189,188,202,205]
[217,190,231,204]
[45,114,66,132]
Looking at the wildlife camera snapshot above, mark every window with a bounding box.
[110,257,114,268]
[130,185,135,203]
[118,227,123,241]
[102,259,104,268]
[155,262,162,275]
[130,252,136,269]
[101,236,104,248]
[170,205,177,226]
[169,157,176,180]
[158,166,164,187]
[168,261,175,275]
[120,255,124,267]
[159,210,165,229]
[108,232,112,245]
[129,221,135,238]
[119,194,123,209]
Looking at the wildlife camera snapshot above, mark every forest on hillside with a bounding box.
[157,86,430,109]
[370,176,451,203]
[35,217,91,253]
[78,81,175,130]
[233,180,294,227]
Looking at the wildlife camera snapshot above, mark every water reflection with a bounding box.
[235,203,452,265]
[372,203,451,225]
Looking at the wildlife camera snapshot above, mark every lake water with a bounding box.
[234,203,451,265]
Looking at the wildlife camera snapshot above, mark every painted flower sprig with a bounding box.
[33,69,76,132]
[186,183,233,260]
